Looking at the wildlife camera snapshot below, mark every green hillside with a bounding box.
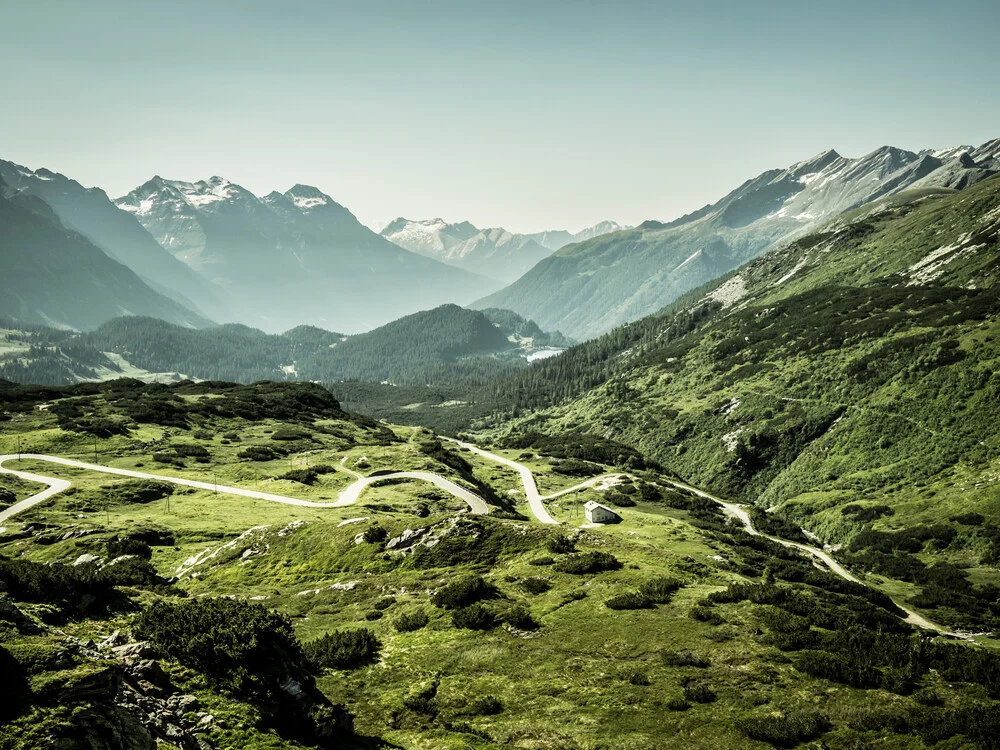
[5,379,1000,748]
[486,176,1000,632]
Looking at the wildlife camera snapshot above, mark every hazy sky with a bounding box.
[3,0,998,233]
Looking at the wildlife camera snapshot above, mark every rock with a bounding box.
[385,527,426,550]
[0,594,44,634]
[73,553,103,566]
[98,629,127,649]
[197,714,214,728]
[112,641,160,660]
[176,694,199,713]
[133,659,173,692]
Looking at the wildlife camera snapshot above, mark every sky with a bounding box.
[2,0,999,233]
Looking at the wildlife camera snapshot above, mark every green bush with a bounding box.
[282,468,318,485]
[173,443,209,457]
[432,575,495,609]
[452,604,496,630]
[500,604,539,630]
[271,426,312,441]
[238,445,285,461]
[605,592,652,610]
[682,683,716,703]
[528,556,554,566]
[519,577,552,595]
[661,650,710,668]
[552,551,621,575]
[639,576,682,603]
[372,597,395,611]
[393,611,429,633]
[689,606,726,625]
[363,525,388,544]
[106,536,152,560]
[468,695,504,716]
[547,535,576,554]
[738,711,831,748]
[304,629,381,670]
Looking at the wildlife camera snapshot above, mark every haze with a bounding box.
[2,0,998,232]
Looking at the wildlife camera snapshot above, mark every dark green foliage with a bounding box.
[689,606,726,625]
[550,458,603,477]
[271,426,312,441]
[281,468,318,485]
[105,536,152,560]
[372,597,395,611]
[546,535,576,554]
[682,683,716,703]
[552,551,621,575]
[739,711,831,748]
[499,604,539,630]
[238,445,285,462]
[100,479,174,506]
[432,575,495,609]
[639,576,683,603]
[451,604,496,630]
[0,556,121,617]
[0,645,30,721]
[362,525,389,544]
[172,443,208,458]
[392,611,429,633]
[528,556,554,566]
[605,592,652,610]
[467,695,504,716]
[364,611,383,621]
[500,431,651,469]
[841,503,893,522]
[304,629,381,670]
[661,650,710,668]
[519,577,552,595]
[410,519,534,569]
[0,487,15,506]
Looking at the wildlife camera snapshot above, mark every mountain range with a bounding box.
[114,177,500,333]
[379,217,628,283]
[472,139,1000,339]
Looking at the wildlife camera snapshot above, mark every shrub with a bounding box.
[0,487,16,506]
[432,575,495,609]
[238,445,286,461]
[468,695,504,716]
[547,535,576,554]
[106,536,153,560]
[623,669,650,686]
[683,683,716,703]
[372,597,395,611]
[605,592,652,610]
[689,606,726,625]
[364,611,383,621]
[528,556,554,566]
[520,577,552,595]
[552,551,621,575]
[271,427,312,441]
[639,576,682,603]
[661,650,710,668]
[173,443,209,457]
[282,468,318,485]
[500,604,539,631]
[738,711,831,748]
[665,697,690,711]
[363,525,388,544]
[304,629,381,670]
[452,604,496,630]
[393,611,429,633]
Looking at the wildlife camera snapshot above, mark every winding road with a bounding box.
[0,453,488,522]
[0,445,974,640]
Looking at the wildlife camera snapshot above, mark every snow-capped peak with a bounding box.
[283,184,333,209]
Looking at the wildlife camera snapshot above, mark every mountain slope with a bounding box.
[0,160,227,320]
[473,140,999,340]
[380,218,628,283]
[0,180,210,331]
[487,175,1000,628]
[116,179,501,333]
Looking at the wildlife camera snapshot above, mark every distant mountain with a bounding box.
[0,305,566,387]
[380,218,628,283]
[472,139,999,340]
[115,178,501,333]
[0,160,227,321]
[0,176,210,331]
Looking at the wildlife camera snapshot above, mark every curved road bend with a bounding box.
[0,454,488,523]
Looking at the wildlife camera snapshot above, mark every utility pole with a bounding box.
[213,472,217,494]
[94,437,98,465]
[16,435,20,460]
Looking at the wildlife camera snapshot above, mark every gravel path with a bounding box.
[0,453,488,522]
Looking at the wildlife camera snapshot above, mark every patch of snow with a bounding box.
[527,348,564,362]
[672,249,703,273]
[337,517,370,527]
[774,258,807,285]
